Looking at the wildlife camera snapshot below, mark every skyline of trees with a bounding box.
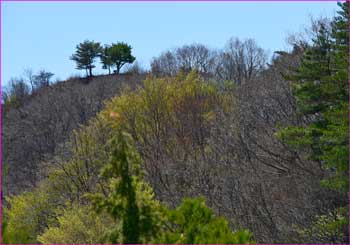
[70,40,136,77]
[3,36,270,101]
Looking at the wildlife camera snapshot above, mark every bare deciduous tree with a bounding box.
[151,43,216,76]
[215,38,267,84]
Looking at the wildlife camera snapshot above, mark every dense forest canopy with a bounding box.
[2,2,349,244]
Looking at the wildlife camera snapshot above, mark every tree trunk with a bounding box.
[89,66,93,77]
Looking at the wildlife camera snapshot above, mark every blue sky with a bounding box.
[2,1,338,86]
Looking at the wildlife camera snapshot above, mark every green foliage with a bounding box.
[105,42,136,74]
[70,40,103,77]
[3,187,56,244]
[37,203,112,244]
[295,207,348,243]
[86,130,253,244]
[102,71,224,159]
[2,71,253,244]
[153,197,254,244]
[88,131,162,244]
[46,117,112,202]
[100,44,114,74]
[2,220,9,244]
[277,2,349,192]
[276,3,348,243]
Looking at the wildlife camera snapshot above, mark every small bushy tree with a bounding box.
[107,42,135,74]
[153,197,254,244]
[33,70,54,88]
[3,78,30,106]
[3,188,55,244]
[37,203,112,244]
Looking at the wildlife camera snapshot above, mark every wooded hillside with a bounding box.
[2,2,348,243]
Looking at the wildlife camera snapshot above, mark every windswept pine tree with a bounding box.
[107,42,136,74]
[70,40,103,77]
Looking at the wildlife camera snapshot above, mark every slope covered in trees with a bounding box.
[3,73,145,194]
[2,2,348,243]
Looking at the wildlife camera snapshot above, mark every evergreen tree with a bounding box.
[320,2,349,191]
[108,42,136,74]
[70,40,102,77]
[88,131,159,244]
[277,2,348,242]
[100,45,113,75]
[278,2,348,192]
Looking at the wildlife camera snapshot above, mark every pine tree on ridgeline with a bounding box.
[70,40,103,77]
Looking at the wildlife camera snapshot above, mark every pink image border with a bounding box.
[0,0,348,244]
